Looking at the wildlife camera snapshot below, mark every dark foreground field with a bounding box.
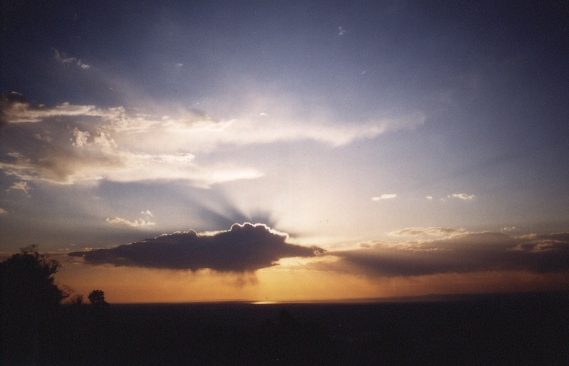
[5,292,569,365]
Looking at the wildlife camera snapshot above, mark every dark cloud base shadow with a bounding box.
[70,223,324,272]
[315,232,569,278]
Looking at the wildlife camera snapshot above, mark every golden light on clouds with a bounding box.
[55,254,569,303]
[52,230,569,303]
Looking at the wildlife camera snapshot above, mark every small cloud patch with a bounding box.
[372,194,397,201]
[8,181,30,195]
[105,216,156,228]
[449,193,476,201]
[53,48,91,70]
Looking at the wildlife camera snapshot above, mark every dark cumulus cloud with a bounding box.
[69,223,324,272]
[320,232,569,277]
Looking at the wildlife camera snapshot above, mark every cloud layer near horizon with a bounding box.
[317,232,569,277]
[69,223,324,272]
[69,223,569,279]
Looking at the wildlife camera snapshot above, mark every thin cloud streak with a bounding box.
[389,227,468,239]
[2,101,424,148]
[53,48,91,70]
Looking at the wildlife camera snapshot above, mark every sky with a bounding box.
[1,0,569,302]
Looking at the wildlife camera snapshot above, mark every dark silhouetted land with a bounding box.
[4,292,569,365]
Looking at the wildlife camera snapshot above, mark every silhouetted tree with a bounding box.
[1,245,64,307]
[88,289,108,307]
[66,293,84,306]
[0,246,66,363]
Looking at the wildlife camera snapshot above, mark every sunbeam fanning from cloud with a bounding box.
[1,0,569,305]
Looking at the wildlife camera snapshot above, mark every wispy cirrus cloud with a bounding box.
[7,180,30,195]
[53,48,91,70]
[389,226,468,239]
[0,100,263,187]
[0,137,261,187]
[1,99,424,148]
[3,101,119,123]
[0,98,424,187]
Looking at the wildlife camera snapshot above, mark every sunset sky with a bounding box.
[1,0,568,302]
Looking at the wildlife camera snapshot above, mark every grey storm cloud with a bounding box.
[69,223,324,272]
[319,232,569,277]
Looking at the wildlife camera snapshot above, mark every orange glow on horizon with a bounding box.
[55,256,569,303]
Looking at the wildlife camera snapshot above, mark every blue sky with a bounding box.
[1,0,568,300]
